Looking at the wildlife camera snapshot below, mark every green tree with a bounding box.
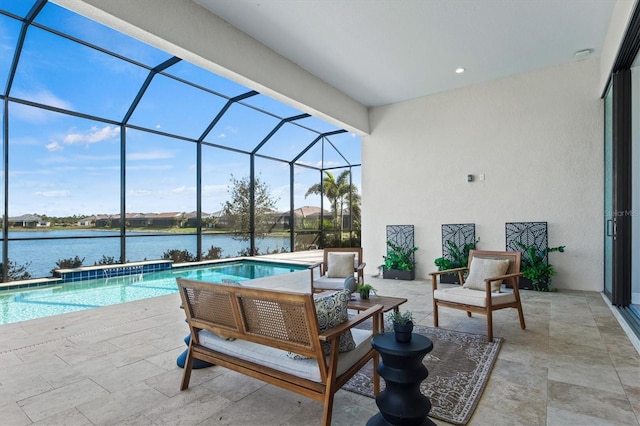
[202,246,222,260]
[162,249,196,263]
[222,174,278,243]
[305,170,361,232]
[94,255,119,265]
[1,259,32,281]
[52,256,84,275]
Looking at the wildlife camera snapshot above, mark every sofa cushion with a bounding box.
[198,328,372,383]
[462,257,510,292]
[327,253,355,278]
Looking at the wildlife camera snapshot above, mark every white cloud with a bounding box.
[10,90,73,123]
[202,184,227,197]
[35,190,70,198]
[63,125,119,145]
[128,189,153,196]
[46,141,63,151]
[323,161,343,168]
[127,151,174,160]
[171,186,195,195]
[126,164,173,171]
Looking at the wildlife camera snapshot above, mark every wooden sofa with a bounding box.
[177,277,382,426]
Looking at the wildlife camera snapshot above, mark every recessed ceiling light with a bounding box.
[574,49,593,60]
[455,67,465,74]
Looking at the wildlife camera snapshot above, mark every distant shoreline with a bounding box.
[3,227,290,236]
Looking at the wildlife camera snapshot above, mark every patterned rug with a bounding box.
[344,325,502,425]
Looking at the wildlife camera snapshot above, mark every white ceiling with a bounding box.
[194,0,617,108]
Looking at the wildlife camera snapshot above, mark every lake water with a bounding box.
[3,230,290,279]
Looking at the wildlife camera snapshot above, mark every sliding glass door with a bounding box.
[604,85,614,299]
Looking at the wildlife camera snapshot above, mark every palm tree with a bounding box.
[305,170,360,232]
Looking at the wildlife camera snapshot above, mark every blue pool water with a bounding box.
[0,261,306,325]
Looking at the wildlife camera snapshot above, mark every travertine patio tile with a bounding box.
[547,405,629,426]
[0,373,54,406]
[32,407,93,426]
[0,401,33,426]
[548,380,638,425]
[548,361,625,395]
[471,360,547,425]
[200,369,271,402]
[76,382,168,425]
[18,378,109,422]
[89,359,167,392]
[140,384,232,425]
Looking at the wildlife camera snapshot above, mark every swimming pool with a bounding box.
[0,260,306,325]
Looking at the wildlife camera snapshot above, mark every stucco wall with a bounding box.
[362,57,603,291]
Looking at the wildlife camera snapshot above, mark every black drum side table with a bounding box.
[366,333,436,426]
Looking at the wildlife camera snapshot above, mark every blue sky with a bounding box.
[1,1,361,217]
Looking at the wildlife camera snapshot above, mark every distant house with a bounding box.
[94,214,115,228]
[184,211,211,228]
[123,212,181,228]
[76,216,95,227]
[8,214,49,228]
[273,206,329,229]
[207,210,230,228]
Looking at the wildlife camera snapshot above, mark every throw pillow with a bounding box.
[287,289,356,359]
[343,276,357,294]
[315,289,356,354]
[462,257,510,292]
[327,252,355,278]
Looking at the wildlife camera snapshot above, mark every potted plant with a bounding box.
[434,239,478,283]
[357,283,375,299]
[389,310,414,342]
[382,241,419,280]
[514,241,566,291]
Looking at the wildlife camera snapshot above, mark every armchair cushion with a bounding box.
[327,252,356,278]
[434,286,517,307]
[462,257,510,292]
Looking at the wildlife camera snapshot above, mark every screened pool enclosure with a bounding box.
[0,0,362,281]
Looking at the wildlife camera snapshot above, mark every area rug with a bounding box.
[344,325,502,425]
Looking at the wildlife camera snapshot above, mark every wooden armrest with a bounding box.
[484,272,522,289]
[429,267,467,276]
[488,272,522,280]
[356,263,366,271]
[483,272,522,283]
[318,304,383,341]
[309,262,325,286]
[308,262,323,270]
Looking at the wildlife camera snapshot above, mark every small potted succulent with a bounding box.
[389,310,414,342]
[357,283,375,299]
